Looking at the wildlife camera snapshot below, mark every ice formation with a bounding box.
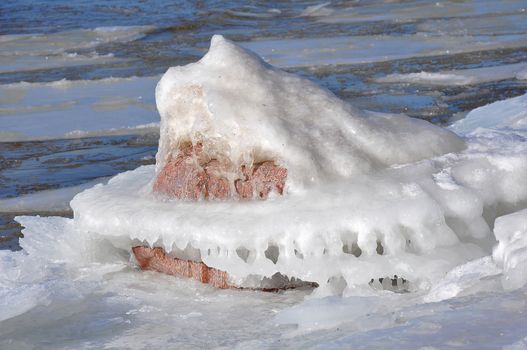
[62,35,527,294]
[4,35,524,295]
[493,209,527,290]
[154,35,463,192]
[449,92,527,134]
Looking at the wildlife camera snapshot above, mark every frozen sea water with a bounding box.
[1,0,527,348]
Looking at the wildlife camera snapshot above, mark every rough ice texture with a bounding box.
[70,37,527,295]
[449,92,527,135]
[155,35,464,192]
[6,213,527,348]
[493,208,527,290]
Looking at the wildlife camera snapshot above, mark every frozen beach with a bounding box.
[2,1,527,349]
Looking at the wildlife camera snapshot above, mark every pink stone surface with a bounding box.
[153,143,287,200]
[235,161,287,199]
[132,246,230,289]
[132,246,316,291]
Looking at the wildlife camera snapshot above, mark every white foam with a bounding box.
[0,76,159,141]
[375,62,527,86]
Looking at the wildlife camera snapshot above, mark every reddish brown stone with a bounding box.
[153,144,205,199]
[132,246,317,291]
[153,143,287,200]
[235,161,287,199]
[132,246,232,289]
[203,159,231,200]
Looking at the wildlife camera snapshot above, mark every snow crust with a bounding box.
[68,37,527,294]
[375,62,527,86]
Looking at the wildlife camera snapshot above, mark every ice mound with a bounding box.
[493,209,527,290]
[23,37,526,294]
[154,35,464,193]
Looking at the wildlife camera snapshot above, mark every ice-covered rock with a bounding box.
[41,37,526,294]
[493,208,527,290]
[154,35,464,196]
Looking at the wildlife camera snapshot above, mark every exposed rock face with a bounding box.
[153,143,287,200]
[132,246,318,291]
[133,246,231,289]
[235,161,287,199]
[138,36,466,291]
